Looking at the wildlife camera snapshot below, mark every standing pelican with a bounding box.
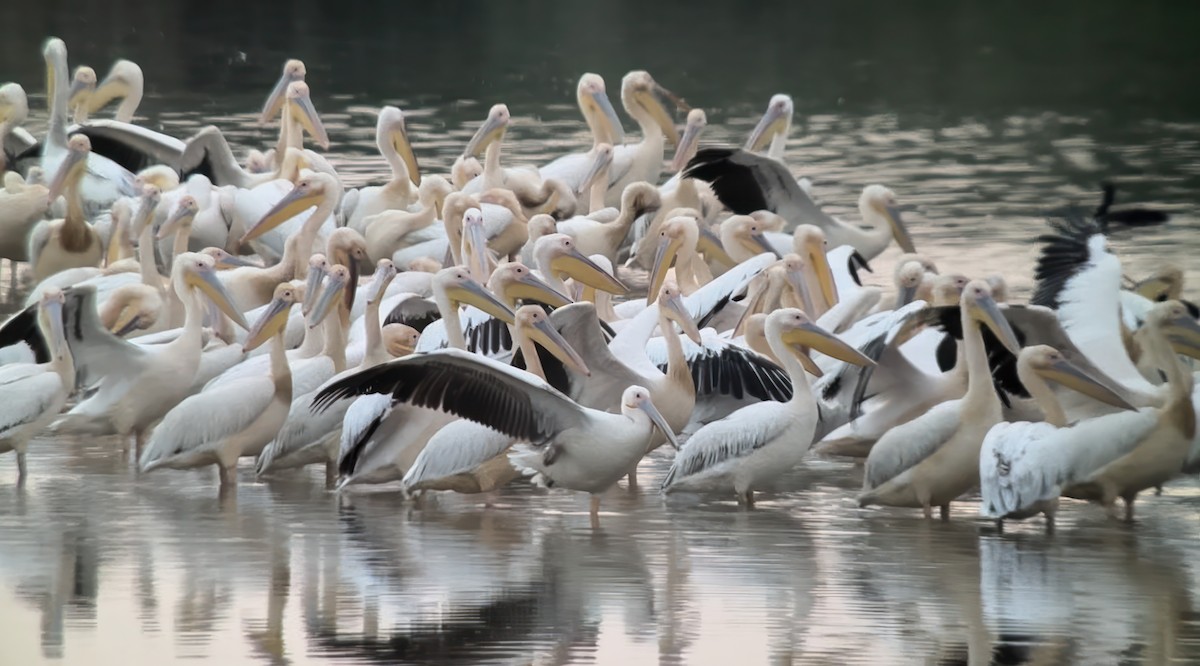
[858,280,1020,519]
[601,71,682,208]
[52,253,250,456]
[342,106,421,232]
[978,345,1138,530]
[140,282,297,488]
[80,59,144,122]
[0,288,73,480]
[536,73,626,191]
[29,134,103,281]
[744,94,794,162]
[662,308,873,504]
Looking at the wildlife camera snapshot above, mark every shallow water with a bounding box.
[3,2,1200,664]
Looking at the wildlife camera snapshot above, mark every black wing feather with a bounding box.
[0,302,49,364]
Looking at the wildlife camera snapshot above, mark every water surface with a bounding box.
[2,2,1200,664]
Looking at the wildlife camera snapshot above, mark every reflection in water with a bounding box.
[2,2,1200,664]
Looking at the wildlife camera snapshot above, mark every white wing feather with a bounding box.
[863,399,962,490]
[402,421,512,488]
[140,376,275,465]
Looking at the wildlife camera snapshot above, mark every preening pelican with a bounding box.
[0,288,73,480]
[0,170,50,262]
[29,134,104,281]
[342,106,421,232]
[858,280,1020,519]
[685,149,916,260]
[556,181,660,266]
[537,73,626,192]
[362,175,453,263]
[141,282,298,488]
[80,59,144,122]
[52,252,250,455]
[662,308,872,504]
[977,345,1138,530]
[402,304,591,499]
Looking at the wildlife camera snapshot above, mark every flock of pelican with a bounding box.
[0,37,1195,531]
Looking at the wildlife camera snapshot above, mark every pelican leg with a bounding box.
[16,450,28,480]
[589,495,601,530]
[939,504,950,521]
[324,460,337,490]
[1155,484,1163,496]
[218,464,238,488]
[995,518,1004,534]
[626,466,639,492]
[1123,495,1136,523]
[922,503,932,520]
[1044,514,1055,534]
[736,489,755,507]
[134,429,146,461]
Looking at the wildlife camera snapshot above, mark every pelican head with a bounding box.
[451,155,483,190]
[1018,345,1136,410]
[929,273,969,306]
[435,266,515,324]
[243,172,336,243]
[792,225,837,310]
[648,215,699,303]
[68,66,96,111]
[460,207,491,282]
[896,252,938,275]
[860,185,916,254]
[895,261,925,306]
[199,247,255,270]
[769,308,874,377]
[1133,264,1184,301]
[578,73,625,146]
[157,195,199,240]
[657,281,703,345]
[177,252,251,330]
[245,282,300,352]
[620,182,661,219]
[464,103,510,158]
[577,143,614,197]
[88,60,143,117]
[43,38,68,110]
[1153,300,1200,360]
[48,133,91,201]
[0,83,30,128]
[327,227,368,309]
[285,81,329,149]
[417,175,453,217]
[366,259,398,305]
[515,304,590,376]
[621,385,678,449]
[308,264,351,328]
[382,323,420,357]
[962,280,1020,355]
[621,71,682,145]
[745,93,794,153]
[722,215,779,261]
[527,214,558,243]
[39,287,67,360]
[985,274,1009,304]
[490,262,572,308]
[378,105,420,186]
[130,184,162,239]
[302,254,329,318]
[536,234,627,296]
[670,108,707,172]
[779,253,814,314]
[261,58,306,123]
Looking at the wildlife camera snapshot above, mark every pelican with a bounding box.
[685,149,917,260]
[29,134,104,281]
[0,288,73,480]
[314,348,675,526]
[977,345,1139,530]
[68,66,97,123]
[140,282,297,488]
[984,303,1200,524]
[460,104,543,198]
[858,280,1020,519]
[1,83,33,172]
[52,252,250,455]
[39,38,137,214]
[259,59,306,124]
[362,175,453,263]
[0,170,50,263]
[536,73,625,191]
[602,71,683,208]
[556,181,660,266]
[79,59,144,122]
[662,308,873,504]
[341,106,421,232]
[744,94,794,162]
[401,304,591,499]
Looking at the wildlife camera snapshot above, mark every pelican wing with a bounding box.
[140,376,275,466]
[513,302,640,405]
[61,285,147,388]
[647,332,792,402]
[1031,213,1104,310]
[337,393,393,474]
[403,421,513,487]
[0,301,50,364]
[72,121,185,174]
[662,402,791,489]
[315,349,585,444]
[863,399,963,490]
[0,367,62,438]
[684,148,838,231]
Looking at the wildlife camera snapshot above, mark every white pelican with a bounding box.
[401,304,591,499]
[982,303,1200,524]
[140,282,298,488]
[858,280,1020,519]
[744,94,794,162]
[315,348,675,526]
[977,345,1138,530]
[259,59,306,124]
[0,288,73,480]
[601,71,682,208]
[460,104,543,198]
[556,181,660,266]
[79,59,143,122]
[39,38,136,214]
[362,175,453,263]
[1,83,33,172]
[685,149,917,260]
[536,73,625,191]
[342,106,421,232]
[661,308,873,504]
[52,252,250,455]
[29,134,103,281]
[0,170,49,263]
[68,66,97,122]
